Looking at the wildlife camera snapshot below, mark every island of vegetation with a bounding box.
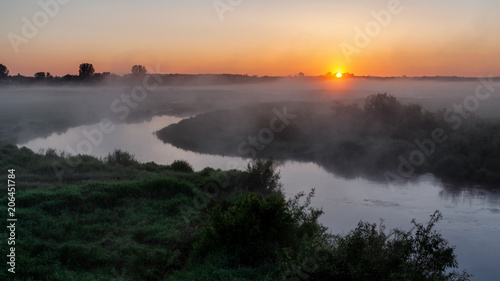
[0,142,470,280]
[157,94,500,186]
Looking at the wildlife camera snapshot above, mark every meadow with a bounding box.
[0,142,470,280]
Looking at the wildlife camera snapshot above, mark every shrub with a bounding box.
[244,158,282,194]
[297,211,471,281]
[193,189,324,267]
[104,149,137,166]
[169,160,194,173]
[364,93,403,122]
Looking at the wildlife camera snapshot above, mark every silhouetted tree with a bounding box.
[0,64,9,78]
[131,65,147,76]
[298,72,305,77]
[364,93,402,121]
[34,72,46,80]
[245,158,283,195]
[79,63,95,79]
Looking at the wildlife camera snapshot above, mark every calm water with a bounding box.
[19,115,500,280]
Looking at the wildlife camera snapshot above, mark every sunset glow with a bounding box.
[1,0,500,76]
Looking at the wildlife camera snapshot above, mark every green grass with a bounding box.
[0,177,207,281]
[0,144,470,280]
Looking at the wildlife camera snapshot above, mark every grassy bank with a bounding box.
[0,143,470,280]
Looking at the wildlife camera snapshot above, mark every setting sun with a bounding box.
[336,73,343,78]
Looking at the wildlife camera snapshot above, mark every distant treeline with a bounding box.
[1,72,282,86]
[1,63,498,86]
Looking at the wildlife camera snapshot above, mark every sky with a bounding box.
[1,0,500,77]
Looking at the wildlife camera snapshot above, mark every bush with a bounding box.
[104,149,137,166]
[364,93,402,122]
[169,160,194,173]
[296,211,471,281]
[244,158,282,194]
[193,189,324,267]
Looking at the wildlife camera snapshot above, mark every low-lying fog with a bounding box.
[1,78,499,144]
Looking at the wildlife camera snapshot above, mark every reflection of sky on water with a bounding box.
[19,115,249,171]
[18,116,500,280]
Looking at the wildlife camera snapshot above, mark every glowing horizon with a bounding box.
[1,0,500,77]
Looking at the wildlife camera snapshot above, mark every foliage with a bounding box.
[0,63,8,78]
[244,158,283,194]
[157,95,500,185]
[191,189,323,268]
[104,149,138,166]
[34,72,46,80]
[79,63,95,79]
[169,159,194,173]
[285,211,471,281]
[364,92,403,122]
[0,177,207,281]
[0,145,471,280]
[132,65,147,76]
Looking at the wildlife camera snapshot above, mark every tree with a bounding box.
[79,63,95,79]
[34,72,46,80]
[0,64,9,78]
[245,158,283,195]
[131,65,147,76]
[364,93,402,121]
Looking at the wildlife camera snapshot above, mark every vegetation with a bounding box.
[132,65,147,76]
[169,160,194,173]
[157,94,500,186]
[0,143,470,280]
[0,64,9,78]
[79,63,95,79]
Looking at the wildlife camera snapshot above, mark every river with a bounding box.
[18,115,500,280]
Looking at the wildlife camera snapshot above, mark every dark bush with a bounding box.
[194,189,323,267]
[244,158,282,194]
[169,160,194,173]
[104,149,137,166]
[293,211,471,281]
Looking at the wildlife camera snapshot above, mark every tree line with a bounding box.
[0,62,282,85]
[0,63,147,84]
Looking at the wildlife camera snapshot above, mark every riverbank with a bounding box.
[0,143,471,280]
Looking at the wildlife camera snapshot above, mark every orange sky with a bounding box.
[1,0,500,77]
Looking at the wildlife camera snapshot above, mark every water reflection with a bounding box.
[440,185,500,209]
[19,115,249,171]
